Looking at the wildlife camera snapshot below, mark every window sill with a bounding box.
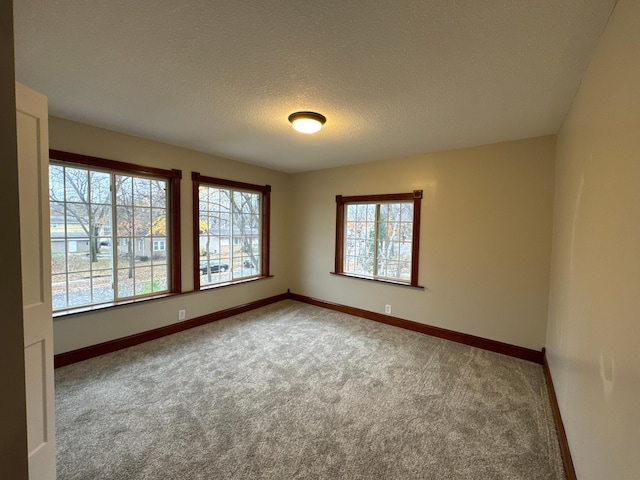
[53,275,275,318]
[53,275,273,319]
[52,291,181,318]
[198,275,274,291]
[330,272,425,290]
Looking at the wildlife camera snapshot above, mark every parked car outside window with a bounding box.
[199,261,229,274]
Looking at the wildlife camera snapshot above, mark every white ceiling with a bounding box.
[13,0,616,173]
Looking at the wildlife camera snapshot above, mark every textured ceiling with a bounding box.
[13,0,616,173]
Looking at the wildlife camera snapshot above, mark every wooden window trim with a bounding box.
[49,149,183,310]
[333,190,423,288]
[192,172,271,290]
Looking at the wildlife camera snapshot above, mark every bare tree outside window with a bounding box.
[114,175,168,297]
[344,202,413,281]
[49,165,111,263]
[192,172,270,290]
[198,185,261,285]
[50,161,171,310]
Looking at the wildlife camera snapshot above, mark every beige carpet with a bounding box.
[55,300,565,479]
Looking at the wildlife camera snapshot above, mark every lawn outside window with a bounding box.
[192,172,270,289]
[49,150,182,314]
[333,191,423,288]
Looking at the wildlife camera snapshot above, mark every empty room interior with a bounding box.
[3,0,639,479]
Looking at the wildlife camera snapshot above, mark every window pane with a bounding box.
[134,267,152,295]
[151,208,167,236]
[151,180,167,208]
[65,204,90,238]
[379,203,389,221]
[134,238,148,261]
[117,269,134,298]
[115,175,133,205]
[400,203,413,222]
[398,262,411,280]
[219,189,231,210]
[90,171,111,204]
[49,165,65,201]
[116,206,134,236]
[116,237,133,267]
[346,204,357,221]
[98,236,112,253]
[133,177,151,207]
[65,167,89,203]
[152,266,168,292]
[344,203,377,278]
[152,237,167,262]
[134,207,151,237]
[218,212,230,230]
[371,202,409,280]
[51,274,67,310]
[68,278,91,307]
[91,270,113,304]
[51,164,114,309]
[67,245,90,272]
[51,247,66,275]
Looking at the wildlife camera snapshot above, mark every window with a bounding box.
[333,191,423,288]
[49,150,182,312]
[192,172,270,289]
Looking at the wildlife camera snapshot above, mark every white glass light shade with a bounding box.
[288,111,326,134]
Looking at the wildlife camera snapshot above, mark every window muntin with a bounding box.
[335,191,422,288]
[49,150,181,312]
[192,172,270,289]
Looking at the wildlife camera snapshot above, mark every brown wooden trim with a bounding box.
[542,349,577,480]
[334,191,423,287]
[56,290,544,368]
[288,292,543,364]
[169,170,182,292]
[410,191,422,285]
[192,175,201,290]
[50,149,179,179]
[192,171,270,193]
[191,171,271,289]
[262,187,271,276]
[52,282,271,318]
[335,195,344,274]
[49,149,183,304]
[340,192,416,203]
[54,293,289,368]
[52,291,184,318]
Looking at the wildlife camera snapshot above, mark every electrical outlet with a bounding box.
[178,309,186,321]
[385,304,392,315]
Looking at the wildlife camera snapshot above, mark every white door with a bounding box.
[16,82,56,479]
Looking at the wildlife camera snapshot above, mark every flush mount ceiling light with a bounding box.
[288,111,326,134]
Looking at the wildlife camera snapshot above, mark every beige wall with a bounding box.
[51,119,557,354]
[1,1,29,477]
[49,117,291,354]
[546,0,640,477]
[290,136,556,350]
